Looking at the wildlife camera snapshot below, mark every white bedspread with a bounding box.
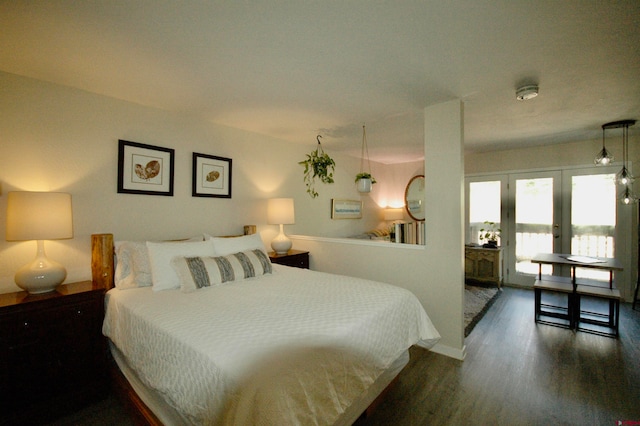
[103,265,440,425]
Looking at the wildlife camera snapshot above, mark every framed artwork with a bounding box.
[331,199,362,219]
[117,140,174,196]
[192,152,232,198]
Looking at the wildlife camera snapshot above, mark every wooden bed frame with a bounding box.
[90,233,394,425]
[92,234,163,425]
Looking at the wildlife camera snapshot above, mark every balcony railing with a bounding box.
[471,222,615,281]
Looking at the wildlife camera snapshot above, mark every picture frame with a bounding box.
[192,152,232,198]
[117,140,174,196]
[331,199,363,219]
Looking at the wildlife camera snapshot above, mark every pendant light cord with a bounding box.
[623,125,629,168]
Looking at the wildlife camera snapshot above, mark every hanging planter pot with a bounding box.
[356,125,377,194]
[355,173,376,193]
[357,177,372,193]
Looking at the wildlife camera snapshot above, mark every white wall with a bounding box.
[465,136,639,175]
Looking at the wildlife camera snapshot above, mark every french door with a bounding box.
[467,167,622,288]
[507,171,561,286]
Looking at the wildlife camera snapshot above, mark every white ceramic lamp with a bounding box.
[6,191,73,294]
[267,198,295,255]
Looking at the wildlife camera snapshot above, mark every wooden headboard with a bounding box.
[92,233,115,290]
[90,232,248,291]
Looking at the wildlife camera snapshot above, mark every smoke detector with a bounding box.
[516,84,539,101]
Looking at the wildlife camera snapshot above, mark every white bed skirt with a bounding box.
[110,341,409,425]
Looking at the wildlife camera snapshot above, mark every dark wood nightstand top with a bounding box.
[0,280,104,308]
[268,250,310,269]
[268,249,309,259]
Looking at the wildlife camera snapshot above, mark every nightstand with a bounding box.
[0,281,108,424]
[269,249,310,269]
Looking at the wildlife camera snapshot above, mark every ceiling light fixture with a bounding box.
[516,84,539,101]
[597,119,637,203]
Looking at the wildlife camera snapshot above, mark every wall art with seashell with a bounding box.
[192,152,232,198]
[118,139,174,196]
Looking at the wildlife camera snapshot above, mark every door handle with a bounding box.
[553,224,560,239]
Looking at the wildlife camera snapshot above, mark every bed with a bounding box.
[91,233,440,425]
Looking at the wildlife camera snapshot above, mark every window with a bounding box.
[469,181,501,245]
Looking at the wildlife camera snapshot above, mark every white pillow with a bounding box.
[114,236,204,290]
[172,249,272,292]
[208,233,267,256]
[114,241,153,289]
[147,239,216,291]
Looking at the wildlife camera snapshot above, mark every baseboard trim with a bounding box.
[429,342,466,360]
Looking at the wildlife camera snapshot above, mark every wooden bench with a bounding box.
[531,253,623,338]
[534,277,575,329]
[575,285,621,337]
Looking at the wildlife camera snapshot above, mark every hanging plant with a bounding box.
[299,135,336,198]
[354,172,377,184]
[356,125,376,193]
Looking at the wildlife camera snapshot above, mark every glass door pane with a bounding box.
[508,171,561,285]
[570,173,616,281]
[469,181,501,245]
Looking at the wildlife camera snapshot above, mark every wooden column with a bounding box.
[91,233,114,290]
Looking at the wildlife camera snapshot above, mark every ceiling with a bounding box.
[1,1,639,164]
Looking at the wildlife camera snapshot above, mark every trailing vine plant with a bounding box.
[299,135,336,198]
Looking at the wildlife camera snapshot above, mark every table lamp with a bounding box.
[383,207,404,223]
[6,191,73,294]
[267,198,295,254]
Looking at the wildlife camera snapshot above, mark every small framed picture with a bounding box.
[118,140,174,196]
[331,199,363,219]
[192,152,232,198]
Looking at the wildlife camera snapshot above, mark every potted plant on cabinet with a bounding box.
[479,221,501,248]
[299,135,335,198]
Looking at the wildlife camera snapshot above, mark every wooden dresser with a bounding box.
[464,246,503,288]
[0,281,108,424]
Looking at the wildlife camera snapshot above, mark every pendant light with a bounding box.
[599,119,637,204]
[594,124,614,166]
[620,186,634,205]
[615,120,635,186]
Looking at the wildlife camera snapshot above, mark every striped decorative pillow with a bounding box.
[172,250,272,292]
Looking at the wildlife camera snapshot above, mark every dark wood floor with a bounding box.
[50,287,640,425]
[357,286,640,425]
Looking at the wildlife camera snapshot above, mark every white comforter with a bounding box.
[103,264,440,425]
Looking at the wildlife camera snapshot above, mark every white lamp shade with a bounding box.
[267,198,295,225]
[6,191,73,241]
[384,208,404,221]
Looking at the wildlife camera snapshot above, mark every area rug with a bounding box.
[465,284,500,337]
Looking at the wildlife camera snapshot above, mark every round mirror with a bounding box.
[404,175,425,221]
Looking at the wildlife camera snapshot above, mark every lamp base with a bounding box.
[271,225,292,255]
[15,240,66,294]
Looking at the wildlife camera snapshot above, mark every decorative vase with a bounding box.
[483,240,498,248]
[356,178,372,193]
